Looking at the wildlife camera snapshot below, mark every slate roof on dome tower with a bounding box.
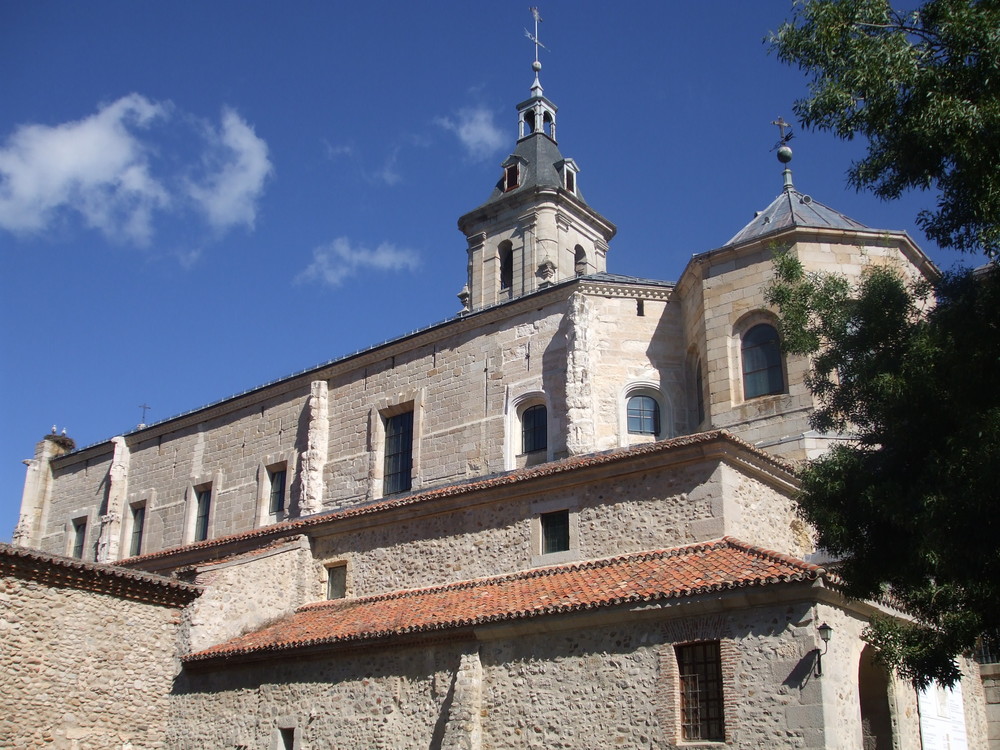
[725,139,869,247]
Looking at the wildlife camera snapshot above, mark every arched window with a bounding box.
[627,395,660,435]
[741,324,784,399]
[522,404,547,453]
[498,241,513,292]
[574,245,587,276]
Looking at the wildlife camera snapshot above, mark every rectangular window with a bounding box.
[194,487,212,542]
[504,164,519,192]
[279,727,295,750]
[677,641,725,742]
[540,509,570,554]
[521,404,547,454]
[268,467,287,515]
[326,564,347,600]
[71,518,87,559]
[383,410,414,495]
[129,505,146,557]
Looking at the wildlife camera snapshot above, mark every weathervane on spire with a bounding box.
[525,7,548,71]
[771,116,794,164]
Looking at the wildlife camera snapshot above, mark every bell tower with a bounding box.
[456,9,616,313]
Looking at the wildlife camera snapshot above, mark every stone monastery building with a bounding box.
[4,37,994,750]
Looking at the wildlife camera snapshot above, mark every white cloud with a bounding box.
[376,147,402,186]
[436,107,506,161]
[186,109,272,231]
[0,94,170,244]
[0,97,272,249]
[296,237,420,287]
[322,139,355,160]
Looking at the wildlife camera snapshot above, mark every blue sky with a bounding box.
[0,2,973,541]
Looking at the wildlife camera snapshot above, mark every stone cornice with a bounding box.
[676,225,938,296]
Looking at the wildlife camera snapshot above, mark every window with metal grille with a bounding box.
[268,467,287,515]
[129,505,145,557]
[521,404,547,453]
[742,323,784,399]
[540,509,570,554]
[676,641,724,742]
[72,518,87,559]
[194,487,211,542]
[383,410,414,495]
[627,395,660,435]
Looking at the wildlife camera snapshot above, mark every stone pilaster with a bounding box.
[96,436,130,562]
[441,647,483,750]
[13,435,71,548]
[564,292,595,455]
[299,380,329,516]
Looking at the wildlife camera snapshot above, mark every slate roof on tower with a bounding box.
[725,186,870,247]
[485,131,580,202]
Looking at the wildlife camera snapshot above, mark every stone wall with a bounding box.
[169,600,907,749]
[186,537,317,653]
[0,566,189,749]
[28,281,696,563]
[677,228,933,461]
[982,663,1000,748]
[311,456,800,599]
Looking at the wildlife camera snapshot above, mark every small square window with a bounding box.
[327,565,347,599]
[540,509,570,554]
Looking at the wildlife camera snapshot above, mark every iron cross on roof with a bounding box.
[771,117,794,148]
[525,7,548,64]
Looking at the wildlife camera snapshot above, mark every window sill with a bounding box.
[530,549,578,568]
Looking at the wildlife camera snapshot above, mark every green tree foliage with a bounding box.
[771,0,1000,256]
[767,251,1000,685]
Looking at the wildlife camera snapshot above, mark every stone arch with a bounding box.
[858,645,894,750]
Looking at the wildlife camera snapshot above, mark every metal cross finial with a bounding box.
[139,403,151,424]
[525,7,548,63]
[771,117,794,146]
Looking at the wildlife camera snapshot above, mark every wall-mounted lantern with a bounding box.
[815,622,833,677]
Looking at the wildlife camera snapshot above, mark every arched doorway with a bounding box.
[858,645,894,750]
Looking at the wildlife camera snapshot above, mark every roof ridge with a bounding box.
[185,536,825,664]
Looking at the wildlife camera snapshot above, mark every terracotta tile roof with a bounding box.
[185,537,825,664]
[125,430,795,569]
[0,542,200,607]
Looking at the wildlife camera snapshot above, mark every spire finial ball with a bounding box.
[532,60,541,72]
[777,145,793,164]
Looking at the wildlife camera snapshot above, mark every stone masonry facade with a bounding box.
[8,48,991,750]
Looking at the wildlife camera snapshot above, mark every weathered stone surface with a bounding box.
[0,573,185,749]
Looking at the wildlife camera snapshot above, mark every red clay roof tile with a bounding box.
[0,542,200,607]
[184,537,825,664]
